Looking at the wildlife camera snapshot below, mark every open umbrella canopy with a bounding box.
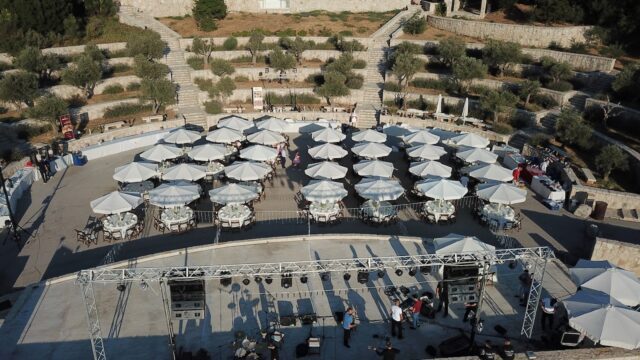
[456,147,498,164]
[568,302,640,350]
[90,191,142,214]
[188,143,229,162]
[308,143,348,160]
[406,144,447,161]
[301,180,348,203]
[352,129,387,143]
[409,161,452,178]
[162,163,207,181]
[434,234,495,254]
[415,178,467,200]
[403,130,440,146]
[256,116,288,133]
[240,144,278,162]
[149,182,200,208]
[352,142,392,159]
[429,128,458,141]
[449,133,490,148]
[113,162,159,183]
[163,128,202,145]
[304,161,348,180]
[246,129,285,146]
[225,161,271,181]
[354,178,404,201]
[382,124,415,137]
[311,127,346,143]
[570,260,618,285]
[563,289,626,318]
[353,160,394,178]
[465,163,513,182]
[570,260,640,307]
[209,183,259,205]
[477,182,527,205]
[206,127,244,144]
[217,115,253,132]
[140,144,183,162]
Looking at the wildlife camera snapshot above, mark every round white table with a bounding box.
[239,181,263,195]
[482,203,515,227]
[424,200,455,222]
[161,206,194,228]
[122,181,155,195]
[361,200,397,222]
[103,212,138,238]
[206,162,225,175]
[218,204,252,225]
[309,202,341,222]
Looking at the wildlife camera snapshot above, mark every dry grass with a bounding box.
[399,26,480,43]
[158,11,397,37]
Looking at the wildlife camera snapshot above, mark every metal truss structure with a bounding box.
[78,246,554,360]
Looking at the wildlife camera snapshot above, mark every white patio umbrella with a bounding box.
[415,178,467,200]
[113,162,159,183]
[352,142,392,159]
[240,145,278,162]
[162,163,207,181]
[188,143,228,162]
[256,116,288,133]
[566,300,640,350]
[217,115,253,133]
[311,127,346,143]
[163,128,201,145]
[246,129,285,146]
[352,129,387,143]
[409,161,453,178]
[206,127,244,144]
[406,144,447,161]
[382,124,415,137]
[450,133,490,148]
[225,161,271,181]
[209,183,259,205]
[461,97,469,118]
[563,290,626,318]
[433,94,455,120]
[465,163,513,182]
[140,144,183,162]
[456,147,498,164]
[570,260,640,307]
[308,143,348,160]
[354,178,404,201]
[149,182,200,208]
[353,160,394,178]
[90,191,142,214]
[429,128,458,141]
[403,130,440,146]
[477,182,527,205]
[301,180,348,203]
[434,234,495,254]
[304,161,348,180]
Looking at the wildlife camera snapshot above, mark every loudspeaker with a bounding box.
[300,313,317,325]
[444,265,479,279]
[280,315,297,326]
[420,266,431,275]
[169,280,205,302]
[220,272,232,287]
[357,271,369,284]
[265,277,273,284]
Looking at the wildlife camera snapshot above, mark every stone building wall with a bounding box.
[426,15,591,48]
[570,184,640,210]
[591,238,640,276]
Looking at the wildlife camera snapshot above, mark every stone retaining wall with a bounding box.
[179,37,372,50]
[220,87,362,104]
[69,98,143,122]
[591,238,640,276]
[94,75,141,94]
[570,183,640,210]
[207,111,351,127]
[67,119,184,151]
[41,42,127,56]
[185,49,367,62]
[426,15,591,48]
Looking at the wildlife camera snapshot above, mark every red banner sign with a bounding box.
[60,114,74,140]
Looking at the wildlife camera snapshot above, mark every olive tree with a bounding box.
[392,51,423,109]
[518,80,541,106]
[595,145,628,181]
[0,71,39,107]
[126,30,165,60]
[26,94,68,135]
[134,55,169,80]
[269,49,296,72]
[315,71,349,105]
[245,31,265,65]
[437,37,466,68]
[451,56,487,94]
[479,89,518,123]
[13,46,62,82]
[140,78,176,114]
[192,37,215,66]
[482,40,522,76]
[279,36,311,65]
[61,54,102,98]
[555,108,592,149]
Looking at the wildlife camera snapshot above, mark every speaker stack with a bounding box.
[168,280,205,320]
[443,265,479,304]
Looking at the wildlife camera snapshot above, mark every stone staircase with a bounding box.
[507,132,530,151]
[119,6,208,129]
[565,91,589,112]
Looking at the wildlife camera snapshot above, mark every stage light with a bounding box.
[242,278,251,286]
[357,271,369,284]
[281,273,292,288]
[300,275,308,284]
[408,268,417,277]
[420,266,431,275]
[254,276,263,283]
[395,269,403,276]
[377,270,386,279]
[343,273,351,281]
[320,273,330,281]
[220,271,232,287]
[265,276,273,284]
[117,284,126,292]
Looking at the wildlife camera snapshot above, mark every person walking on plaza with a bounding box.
[342,307,356,348]
[372,341,400,360]
[279,147,287,169]
[436,280,449,317]
[462,301,478,322]
[518,269,532,306]
[292,151,301,169]
[410,294,422,329]
[390,299,403,339]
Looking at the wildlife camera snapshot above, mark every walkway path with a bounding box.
[119,6,208,129]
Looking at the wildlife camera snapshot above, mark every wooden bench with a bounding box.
[102,121,125,131]
[142,115,163,123]
[581,167,597,185]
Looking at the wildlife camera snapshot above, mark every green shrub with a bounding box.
[356,27,368,34]
[210,58,235,76]
[102,84,124,94]
[111,63,132,74]
[204,100,223,114]
[295,93,321,104]
[222,37,238,50]
[306,73,324,86]
[403,17,427,35]
[339,30,353,37]
[345,73,363,89]
[510,113,531,129]
[352,59,366,69]
[107,49,129,58]
[436,3,447,16]
[194,77,215,91]
[492,122,514,135]
[230,55,267,64]
[187,57,205,70]
[383,82,402,92]
[410,78,449,90]
[297,30,307,36]
[545,80,573,92]
[103,103,152,118]
[532,94,558,109]
[234,75,250,82]
[126,82,141,91]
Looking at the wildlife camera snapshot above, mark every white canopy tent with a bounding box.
[449,133,490,149]
[351,129,387,143]
[354,178,404,201]
[567,299,640,350]
[434,234,495,254]
[162,128,202,145]
[256,116,288,133]
[301,180,348,204]
[465,163,513,183]
[149,182,200,208]
[308,143,348,160]
[456,147,498,164]
[206,127,244,144]
[459,98,483,125]
[140,144,183,162]
[409,161,452,178]
[188,143,229,162]
[224,161,272,181]
[415,178,468,200]
[311,127,346,143]
[353,160,394,178]
[403,130,440,146]
[217,115,253,133]
[161,163,207,181]
[90,191,142,215]
[240,145,278,162]
[406,144,447,161]
[352,142,392,159]
[246,129,285,146]
[209,183,259,205]
[304,161,348,180]
[476,182,527,205]
[113,162,159,183]
[570,260,640,307]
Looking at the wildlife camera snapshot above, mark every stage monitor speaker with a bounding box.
[444,265,479,280]
[280,315,297,326]
[219,272,232,287]
[168,280,205,302]
[300,313,317,325]
[172,310,204,320]
[357,271,369,284]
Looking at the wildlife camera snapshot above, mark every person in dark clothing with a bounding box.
[479,340,495,360]
[518,269,532,306]
[462,301,478,322]
[267,342,279,360]
[342,307,356,348]
[501,339,515,360]
[436,281,449,317]
[372,341,400,360]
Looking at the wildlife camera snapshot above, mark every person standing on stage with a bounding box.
[342,307,356,348]
[410,294,422,329]
[390,299,403,339]
[436,280,449,317]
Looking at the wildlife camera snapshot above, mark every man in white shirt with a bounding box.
[390,299,404,339]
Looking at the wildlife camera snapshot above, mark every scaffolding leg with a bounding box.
[160,280,177,360]
[520,257,548,338]
[80,282,107,360]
